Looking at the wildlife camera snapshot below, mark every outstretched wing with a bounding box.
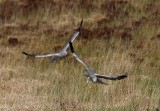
[22,51,35,57]
[69,41,98,83]
[22,51,59,58]
[69,41,88,69]
[62,19,83,51]
[95,74,127,80]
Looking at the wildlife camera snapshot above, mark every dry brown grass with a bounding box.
[0,0,160,111]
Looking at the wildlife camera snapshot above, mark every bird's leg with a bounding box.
[50,56,59,63]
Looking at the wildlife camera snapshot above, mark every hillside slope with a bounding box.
[0,0,160,110]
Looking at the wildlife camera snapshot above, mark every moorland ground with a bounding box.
[0,0,160,110]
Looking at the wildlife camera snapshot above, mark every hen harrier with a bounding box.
[69,41,127,84]
[22,19,83,62]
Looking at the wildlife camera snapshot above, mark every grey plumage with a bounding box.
[69,41,127,84]
[69,41,97,83]
[22,19,83,62]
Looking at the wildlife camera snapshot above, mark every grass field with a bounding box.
[0,0,160,110]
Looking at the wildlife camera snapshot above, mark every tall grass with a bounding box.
[0,0,159,110]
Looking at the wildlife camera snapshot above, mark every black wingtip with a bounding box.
[22,51,28,55]
[123,75,127,78]
[76,18,83,31]
[69,41,74,53]
[80,18,83,28]
[119,75,128,80]
[22,51,35,57]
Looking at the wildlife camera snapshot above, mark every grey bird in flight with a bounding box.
[69,41,127,84]
[22,19,83,62]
